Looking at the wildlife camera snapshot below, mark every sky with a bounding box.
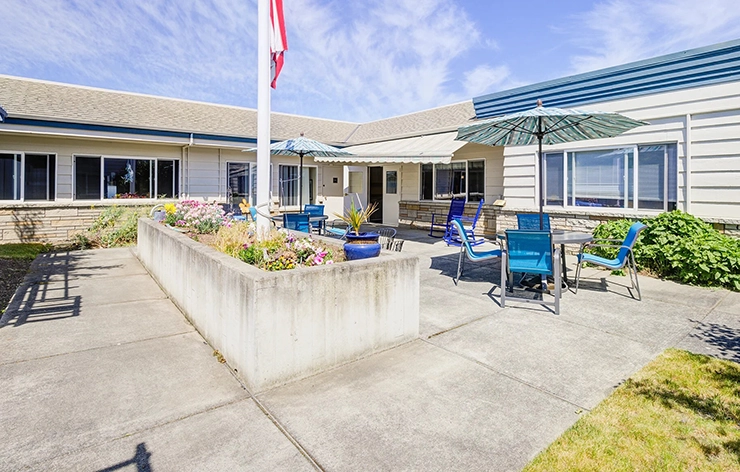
[2,0,740,123]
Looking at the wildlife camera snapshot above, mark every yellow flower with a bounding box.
[164,203,177,214]
[239,198,250,214]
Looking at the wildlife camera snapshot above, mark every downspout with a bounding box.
[181,133,194,198]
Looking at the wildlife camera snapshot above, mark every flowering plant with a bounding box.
[163,200,230,234]
[214,223,342,271]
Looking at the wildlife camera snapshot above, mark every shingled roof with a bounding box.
[0,75,475,145]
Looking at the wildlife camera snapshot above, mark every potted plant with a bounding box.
[334,202,381,260]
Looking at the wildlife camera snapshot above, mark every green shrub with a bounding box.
[590,211,740,291]
[74,206,146,249]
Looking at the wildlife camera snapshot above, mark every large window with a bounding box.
[420,160,485,202]
[0,152,55,201]
[544,143,677,211]
[278,165,299,206]
[75,156,179,200]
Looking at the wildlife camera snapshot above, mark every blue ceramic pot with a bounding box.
[344,232,381,260]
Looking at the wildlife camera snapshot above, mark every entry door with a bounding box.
[368,166,384,223]
[383,165,400,226]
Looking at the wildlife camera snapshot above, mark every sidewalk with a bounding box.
[1,237,738,471]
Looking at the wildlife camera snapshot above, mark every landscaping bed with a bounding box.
[0,243,50,314]
[137,217,420,393]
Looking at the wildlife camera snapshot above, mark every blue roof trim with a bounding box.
[0,105,7,122]
[473,39,740,119]
[1,117,258,144]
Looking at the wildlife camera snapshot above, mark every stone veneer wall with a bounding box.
[0,203,157,243]
[398,201,740,246]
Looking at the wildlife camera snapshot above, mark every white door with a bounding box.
[344,166,367,210]
[383,165,400,226]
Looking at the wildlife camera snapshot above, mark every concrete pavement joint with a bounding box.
[0,329,195,367]
[421,337,592,413]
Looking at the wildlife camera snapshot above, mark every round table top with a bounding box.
[270,214,328,222]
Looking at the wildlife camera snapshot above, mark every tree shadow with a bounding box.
[96,443,152,472]
[686,319,740,363]
[12,210,43,242]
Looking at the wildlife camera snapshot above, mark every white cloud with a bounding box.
[0,0,514,121]
[568,0,740,74]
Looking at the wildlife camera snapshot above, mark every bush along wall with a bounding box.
[591,211,740,291]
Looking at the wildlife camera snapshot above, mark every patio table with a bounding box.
[497,230,593,287]
[271,214,328,234]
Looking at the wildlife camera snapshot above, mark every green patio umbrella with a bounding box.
[456,100,649,229]
[248,133,352,209]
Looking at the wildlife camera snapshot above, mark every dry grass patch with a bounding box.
[525,349,740,472]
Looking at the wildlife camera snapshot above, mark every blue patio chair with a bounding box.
[517,213,551,231]
[445,199,485,247]
[451,219,501,285]
[283,213,311,233]
[248,206,258,222]
[303,204,325,233]
[574,221,647,300]
[325,220,349,239]
[429,197,466,238]
[500,229,561,315]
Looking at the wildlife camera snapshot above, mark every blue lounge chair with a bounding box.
[500,229,561,314]
[574,221,647,300]
[303,204,325,233]
[429,197,466,238]
[451,219,501,285]
[283,213,311,233]
[517,213,551,231]
[445,199,485,246]
[325,220,349,239]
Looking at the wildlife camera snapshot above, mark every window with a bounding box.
[386,170,397,194]
[278,165,299,206]
[544,143,677,211]
[419,160,485,202]
[75,156,179,200]
[156,160,179,198]
[0,152,56,201]
[227,162,249,205]
[0,153,21,200]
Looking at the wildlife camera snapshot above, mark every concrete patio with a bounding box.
[1,229,738,471]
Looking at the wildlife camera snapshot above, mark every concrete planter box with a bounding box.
[137,218,419,392]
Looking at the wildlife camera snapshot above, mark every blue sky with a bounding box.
[2,0,740,123]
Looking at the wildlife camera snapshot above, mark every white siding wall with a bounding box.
[501,80,740,221]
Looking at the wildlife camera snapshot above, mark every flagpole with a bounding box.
[256,0,271,234]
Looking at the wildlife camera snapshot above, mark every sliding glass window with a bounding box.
[544,143,677,211]
[0,153,21,200]
[419,160,485,202]
[75,156,179,200]
[0,152,55,201]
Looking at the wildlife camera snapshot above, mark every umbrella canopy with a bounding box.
[247,133,352,209]
[456,100,649,228]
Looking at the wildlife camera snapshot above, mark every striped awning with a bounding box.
[313,131,465,164]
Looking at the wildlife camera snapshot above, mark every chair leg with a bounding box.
[629,251,641,301]
[454,246,464,285]
[574,257,582,294]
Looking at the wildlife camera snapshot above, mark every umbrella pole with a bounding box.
[299,152,304,211]
[538,117,545,230]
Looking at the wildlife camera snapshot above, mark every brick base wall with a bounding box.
[399,200,498,236]
[0,203,155,244]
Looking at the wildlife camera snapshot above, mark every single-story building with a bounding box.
[1,39,739,242]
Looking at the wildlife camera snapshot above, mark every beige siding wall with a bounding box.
[501,80,740,221]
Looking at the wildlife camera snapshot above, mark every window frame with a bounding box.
[73,154,180,201]
[0,150,58,202]
[543,142,678,212]
[418,159,486,202]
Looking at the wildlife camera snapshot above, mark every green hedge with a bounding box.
[590,211,740,291]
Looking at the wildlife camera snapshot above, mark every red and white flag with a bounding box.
[270,0,288,89]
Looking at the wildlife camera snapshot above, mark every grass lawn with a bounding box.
[524,349,740,471]
[0,242,51,260]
